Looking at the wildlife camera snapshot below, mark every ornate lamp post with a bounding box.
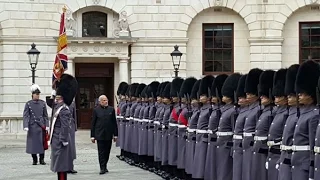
[27,43,40,84]
[170,45,182,78]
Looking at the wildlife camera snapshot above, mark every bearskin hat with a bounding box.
[125,84,131,96]
[135,83,146,98]
[272,68,287,97]
[121,84,129,96]
[296,60,320,100]
[285,64,300,96]
[56,74,78,106]
[147,81,160,98]
[128,83,139,97]
[190,80,201,100]
[222,73,241,101]
[141,85,148,98]
[258,70,275,97]
[30,84,41,94]
[162,82,171,99]
[156,82,164,97]
[117,82,128,96]
[236,74,247,98]
[245,68,263,95]
[212,74,228,99]
[170,77,184,97]
[198,75,215,97]
[159,81,169,98]
[179,77,197,98]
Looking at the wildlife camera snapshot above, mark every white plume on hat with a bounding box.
[30,84,41,93]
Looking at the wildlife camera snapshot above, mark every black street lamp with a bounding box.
[27,43,40,84]
[170,45,182,78]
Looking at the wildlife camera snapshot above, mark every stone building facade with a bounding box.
[0,0,319,138]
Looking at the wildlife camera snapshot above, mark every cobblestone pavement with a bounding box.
[0,130,161,180]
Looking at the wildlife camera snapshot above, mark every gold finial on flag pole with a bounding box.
[62,5,67,13]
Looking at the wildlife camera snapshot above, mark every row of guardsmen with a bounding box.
[114,60,320,180]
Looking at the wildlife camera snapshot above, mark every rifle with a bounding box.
[232,90,239,130]
[215,88,222,119]
[268,88,274,126]
[296,92,300,118]
[257,84,262,117]
[186,94,192,118]
[317,87,320,115]
[115,95,119,105]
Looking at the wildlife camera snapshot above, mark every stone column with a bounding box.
[65,56,75,76]
[248,38,284,70]
[118,57,130,83]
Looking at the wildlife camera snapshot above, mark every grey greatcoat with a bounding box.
[215,104,236,180]
[161,104,172,165]
[138,102,149,155]
[50,102,73,172]
[278,107,298,180]
[168,103,183,166]
[69,101,77,160]
[177,105,189,170]
[147,102,157,157]
[232,106,250,180]
[185,106,200,175]
[242,101,261,180]
[291,105,319,180]
[313,108,320,179]
[267,105,288,180]
[155,103,165,162]
[192,103,212,179]
[251,105,274,180]
[123,101,132,152]
[118,100,128,150]
[116,100,126,147]
[23,99,49,154]
[204,105,220,180]
[133,102,142,154]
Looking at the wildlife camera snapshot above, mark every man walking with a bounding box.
[91,95,118,175]
[23,84,49,165]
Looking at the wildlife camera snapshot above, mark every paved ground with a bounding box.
[0,130,161,180]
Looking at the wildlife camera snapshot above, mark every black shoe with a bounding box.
[116,155,121,159]
[32,161,37,165]
[99,169,109,175]
[67,170,78,174]
[39,160,46,165]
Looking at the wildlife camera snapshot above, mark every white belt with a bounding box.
[207,130,213,134]
[267,141,281,147]
[243,132,254,137]
[233,135,243,140]
[129,117,134,120]
[314,146,320,153]
[154,121,160,125]
[254,136,268,141]
[196,129,208,134]
[187,128,196,133]
[178,124,187,128]
[280,145,292,151]
[169,123,179,127]
[116,115,124,119]
[142,119,150,122]
[292,145,311,151]
[216,131,233,136]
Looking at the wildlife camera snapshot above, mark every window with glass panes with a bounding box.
[82,12,107,37]
[203,24,234,74]
[300,22,320,63]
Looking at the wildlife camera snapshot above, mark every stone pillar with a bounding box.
[248,38,284,70]
[118,57,130,83]
[65,56,75,76]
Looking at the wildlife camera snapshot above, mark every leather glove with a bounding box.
[265,162,268,169]
[45,127,49,131]
[62,142,68,146]
[23,128,29,131]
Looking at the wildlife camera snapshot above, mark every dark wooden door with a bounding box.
[75,63,114,129]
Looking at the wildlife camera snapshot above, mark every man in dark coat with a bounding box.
[23,84,49,165]
[50,74,77,180]
[267,68,289,180]
[251,70,275,180]
[90,94,118,174]
[242,68,263,180]
[232,74,250,180]
[278,64,300,180]
[192,75,214,179]
[291,60,320,180]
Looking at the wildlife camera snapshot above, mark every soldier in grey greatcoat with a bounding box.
[168,77,184,178]
[67,100,78,174]
[160,82,173,179]
[251,70,275,180]
[192,75,214,179]
[177,77,197,179]
[314,71,320,179]
[291,60,320,180]
[115,81,128,160]
[242,68,263,180]
[50,74,77,180]
[23,84,49,165]
[232,74,250,180]
[267,68,288,180]
[215,73,241,180]
[138,85,149,169]
[278,64,300,180]
[185,80,201,178]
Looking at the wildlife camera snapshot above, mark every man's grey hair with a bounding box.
[98,95,107,101]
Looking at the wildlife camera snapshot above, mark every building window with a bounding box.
[300,22,320,63]
[82,12,107,37]
[203,23,234,74]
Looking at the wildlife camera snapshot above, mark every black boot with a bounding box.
[39,154,46,165]
[32,154,37,165]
